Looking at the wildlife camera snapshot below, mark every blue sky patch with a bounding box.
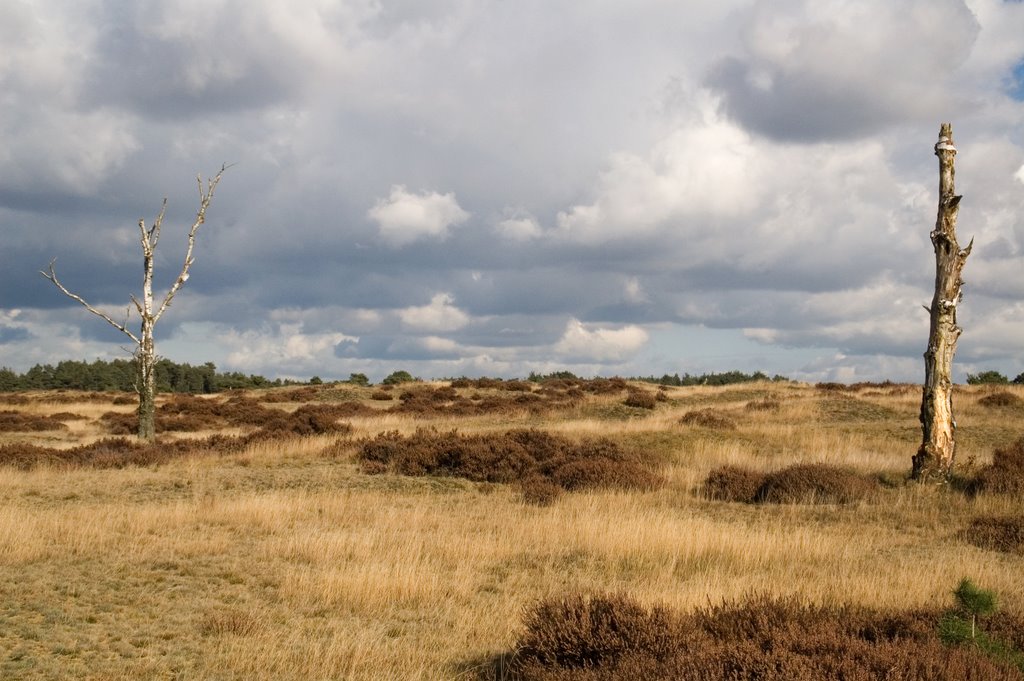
[1010,59,1024,100]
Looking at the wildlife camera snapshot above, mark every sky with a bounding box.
[2,0,1024,384]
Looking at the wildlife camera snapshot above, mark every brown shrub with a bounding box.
[357,428,662,497]
[252,404,354,438]
[112,395,136,405]
[256,386,319,403]
[0,442,63,469]
[978,391,1022,408]
[969,437,1024,496]
[678,409,736,430]
[50,411,87,421]
[701,465,764,503]
[962,516,1024,555]
[501,380,534,392]
[513,593,683,674]
[584,378,628,395]
[754,463,877,505]
[979,391,1022,408]
[99,411,137,435]
[370,390,393,401]
[520,475,563,506]
[385,385,576,418]
[622,391,657,410]
[502,593,1024,681]
[0,410,69,432]
[0,438,189,470]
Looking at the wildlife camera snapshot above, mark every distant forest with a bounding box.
[0,361,795,394]
[0,359,293,393]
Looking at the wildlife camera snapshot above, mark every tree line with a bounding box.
[0,359,294,393]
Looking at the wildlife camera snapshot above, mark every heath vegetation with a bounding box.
[0,379,1022,679]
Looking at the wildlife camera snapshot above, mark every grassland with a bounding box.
[0,380,1022,679]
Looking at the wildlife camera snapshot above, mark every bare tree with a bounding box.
[42,166,228,441]
[913,124,972,481]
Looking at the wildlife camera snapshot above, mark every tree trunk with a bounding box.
[913,123,972,481]
[137,323,157,442]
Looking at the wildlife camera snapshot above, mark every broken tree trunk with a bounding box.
[913,123,972,481]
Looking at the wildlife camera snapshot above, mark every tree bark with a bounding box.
[913,123,972,481]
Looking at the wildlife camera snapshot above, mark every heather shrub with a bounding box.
[969,437,1024,496]
[701,465,764,503]
[962,516,1024,555]
[357,428,662,498]
[584,378,628,395]
[500,593,1024,681]
[50,411,87,421]
[0,410,69,432]
[520,475,563,506]
[0,438,186,470]
[100,411,137,435]
[385,385,576,418]
[754,463,877,504]
[622,391,657,410]
[370,390,393,401]
[514,593,683,673]
[979,391,1022,408]
[678,408,736,430]
[253,404,353,437]
[255,386,319,403]
[100,395,280,434]
[501,380,534,392]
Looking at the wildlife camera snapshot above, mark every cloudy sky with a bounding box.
[2,0,1024,383]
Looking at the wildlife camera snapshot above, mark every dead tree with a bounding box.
[913,124,972,480]
[42,166,227,441]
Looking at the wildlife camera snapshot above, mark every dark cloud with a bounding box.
[0,0,1021,382]
[704,0,980,143]
[706,57,903,142]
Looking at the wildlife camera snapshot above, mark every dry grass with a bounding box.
[0,381,1022,679]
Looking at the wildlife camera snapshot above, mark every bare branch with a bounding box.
[154,164,229,322]
[39,259,142,345]
[150,199,167,249]
[129,294,144,317]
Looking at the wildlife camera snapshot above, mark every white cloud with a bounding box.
[554,318,649,363]
[496,215,542,241]
[368,185,470,246]
[399,293,470,331]
[556,100,761,241]
[221,323,355,374]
